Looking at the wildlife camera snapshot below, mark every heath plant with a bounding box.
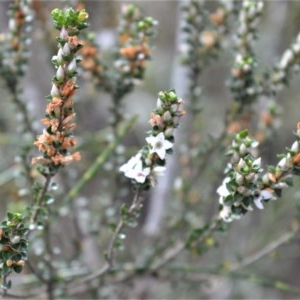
[0,0,299,299]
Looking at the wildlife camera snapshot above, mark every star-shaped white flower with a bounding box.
[119,153,150,183]
[146,132,173,160]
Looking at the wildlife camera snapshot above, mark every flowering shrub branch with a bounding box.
[0,1,300,299]
[120,90,185,189]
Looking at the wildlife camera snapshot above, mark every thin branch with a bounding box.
[228,229,298,272]
[106,188,141,267]
[29,173,52,224]
[57,187,143,296]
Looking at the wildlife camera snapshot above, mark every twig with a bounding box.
[150,241,185,272]
[26,260,48,284]
[57,187,143,296]
[228,229,298,272]
[106,187,141,267]
[29,173,52,224]
[44,220,54,300]
[151,216,221,271]
[165,264,300,296]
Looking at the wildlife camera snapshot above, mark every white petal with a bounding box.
[145,135,156,146]
[163,139,173,150]
[219,206,233,222]
[156,147,167,160]
[261,189,273,200]
[217,177,230,197]
[254,197,264,209]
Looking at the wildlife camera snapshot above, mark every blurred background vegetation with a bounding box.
[1,0,300,299]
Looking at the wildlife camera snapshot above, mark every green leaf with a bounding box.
[13,265,23,274]
[237,129,248,140]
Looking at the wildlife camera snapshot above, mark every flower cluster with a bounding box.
[179,0,233,121]
[218,123,300,222]
[181,0,231,62]
[0,212,28,290]
[271,32,300,92]
[264,122,300,195]
[255,100,282,142]
[31,8,88,174]
[0,0,33,80]
[79,33,107,91]
[113,4,158,97]
[217,130,276,222]
[229,1,263,105]
[119,90,185,189]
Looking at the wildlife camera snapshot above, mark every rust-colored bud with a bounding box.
[2,245,11,251]
[210,8,226,26]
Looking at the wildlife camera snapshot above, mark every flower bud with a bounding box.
[67,58,77,74]
[51,84,60,97]
[11,236,20,244]
[156,97,163,109]
[60,27,68,41]
[6,259,13,267]
[56,66,65,81]
[236,173,244,185]
[245,173,256,182]
[16,260,25,267]
[163,111,172,122]
[239,143,247,155]
[278,156,289,170]
[237,158,246,171]
[78,9,89,21]
[231,151,240,164]
[252,157,261,169]
[291,141,299,153]
[262,173,269,185]
[170,103,180,113]
[275,182,289,189]
[164,127,174,138]
[62,43,71,56]
[237,186,247,195]
[56,48,64,64]
[2,245,10,251]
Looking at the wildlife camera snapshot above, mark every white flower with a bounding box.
[253,189,274,209]
[217,177,231,198]
[120,153,141,173]
[146,132,173,160]
[219,205,232,222]
[119,153,150,183]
